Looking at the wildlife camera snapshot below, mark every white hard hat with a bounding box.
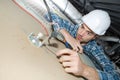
[81,10,111,35]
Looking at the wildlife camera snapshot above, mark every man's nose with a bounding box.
[80,30,87,36]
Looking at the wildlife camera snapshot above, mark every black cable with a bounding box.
[43,0,55,44]
[63,0,69,13]
[43,0,52,22]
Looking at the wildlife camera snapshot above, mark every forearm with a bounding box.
[59,29,71,42]
[83,41,120,80]
[82,65,99,80]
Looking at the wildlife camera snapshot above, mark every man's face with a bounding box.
[76,23,97,43]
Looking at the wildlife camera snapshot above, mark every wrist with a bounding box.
[82,65,99,80]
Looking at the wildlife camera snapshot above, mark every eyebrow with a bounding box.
[82,24,95,34]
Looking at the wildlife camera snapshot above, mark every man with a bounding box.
[45,10,120,80]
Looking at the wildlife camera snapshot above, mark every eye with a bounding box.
[81,26,84,29]
[87,31,94,36]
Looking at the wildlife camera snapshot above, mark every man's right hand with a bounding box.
[55,49,99,80]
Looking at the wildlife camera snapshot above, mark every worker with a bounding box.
[44,10,120,80]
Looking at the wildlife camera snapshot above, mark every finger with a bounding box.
[59,55,71,62]
[72,45,79,52]
[56,48,76,57]
[64,67,74,74]
[73,46,81,53]
[73,43,81,52]
[65,67,81,76]
[76,42,83,53]
[77,46,83,53]
[62,62,73,68]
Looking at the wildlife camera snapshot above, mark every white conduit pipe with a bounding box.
[50,0,83,24]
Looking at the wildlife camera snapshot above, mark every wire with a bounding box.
[43,0,52,22]
[63,0,69,13]
[44,45,57,56]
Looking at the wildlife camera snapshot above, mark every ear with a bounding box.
[93,35,99,39]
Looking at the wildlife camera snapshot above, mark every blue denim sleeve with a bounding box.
[97,70,120,80]
[44,12,79,37]
[83,40,120,80]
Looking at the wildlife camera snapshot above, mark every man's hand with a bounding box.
[56,49,99,80]
[56,49,85,76]
[59,29,83,53]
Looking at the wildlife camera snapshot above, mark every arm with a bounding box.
[59,29,83,53]
[44,12,77,35]
[44,12,83,52]
[56,41,120,80]
[56,49,99,80]
[83,41,120,80]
